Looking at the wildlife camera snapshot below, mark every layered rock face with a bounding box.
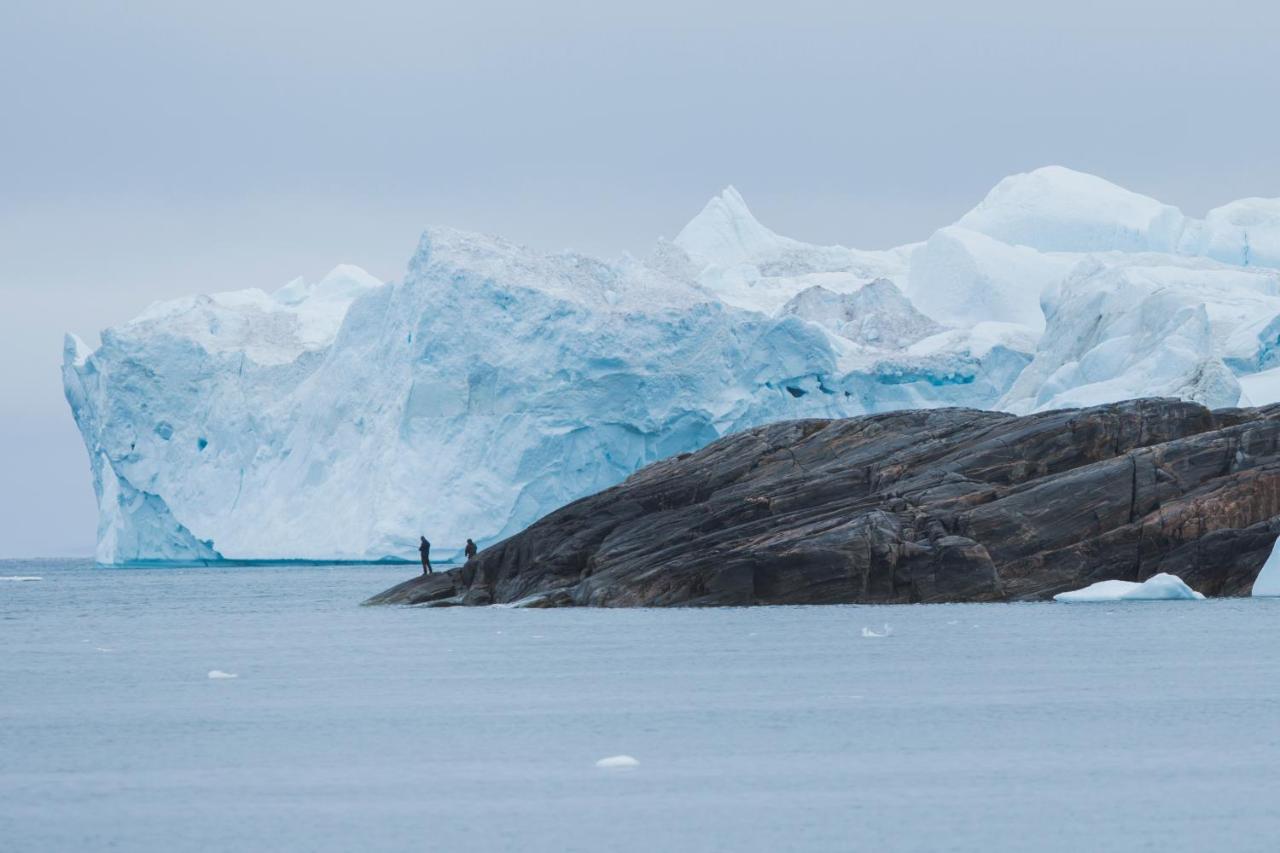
[367,398,1280,607]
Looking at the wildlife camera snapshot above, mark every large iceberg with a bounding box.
[64,166,1280,563]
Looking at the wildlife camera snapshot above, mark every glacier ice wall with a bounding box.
[65,166,1280,563]
[64,229,1017,563]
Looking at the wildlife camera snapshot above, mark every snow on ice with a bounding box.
[63,167,1280,563]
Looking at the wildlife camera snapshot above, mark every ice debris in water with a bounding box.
[207,670,239,679]
[1251,536,1280,597]
[861,624,893,638]
[1054,573,1205,602]
[595,755,640,770]
[0,576,42,581]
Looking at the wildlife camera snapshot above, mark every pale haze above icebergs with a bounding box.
[64,166,1280,564]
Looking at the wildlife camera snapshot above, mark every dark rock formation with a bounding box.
[366,398,1280,607]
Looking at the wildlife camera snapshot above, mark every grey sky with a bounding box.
[2,0,1278,557]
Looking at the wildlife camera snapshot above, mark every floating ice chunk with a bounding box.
[861,624,893,638]
[1054,573,1205,602]
[1251,536,1280,597]
[0,576,42,581]
[207,670,239,679]
[595,755,639,769]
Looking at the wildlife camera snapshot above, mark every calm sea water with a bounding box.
[3,558,1279,852]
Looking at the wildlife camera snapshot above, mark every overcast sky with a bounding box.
[3,0,1279,557]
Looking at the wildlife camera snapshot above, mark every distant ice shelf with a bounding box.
[64,166,1280,564]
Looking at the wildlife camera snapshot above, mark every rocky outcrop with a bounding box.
[365,398,1280,607]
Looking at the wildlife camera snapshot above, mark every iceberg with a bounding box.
[64,166,1280,564]
[67,228,1003,564]
[1251,537,1280,597]
[1054,573,1206,602]
[998,255,1278,413]
[594,755,639,769]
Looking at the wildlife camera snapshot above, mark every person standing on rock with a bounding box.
[419,536,432,575]
[464,538,478,561]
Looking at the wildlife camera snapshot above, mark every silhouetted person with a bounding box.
[419,536,432,575]
[464,538,478,560]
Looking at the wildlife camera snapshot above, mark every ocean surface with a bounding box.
[3,558,1279,852]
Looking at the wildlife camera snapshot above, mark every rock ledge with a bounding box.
[367,399,1280,607]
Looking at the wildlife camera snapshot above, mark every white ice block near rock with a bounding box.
[1250,536,1280,597]
[1054,573,1206,602]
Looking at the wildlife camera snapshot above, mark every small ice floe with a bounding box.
[1054,572,1204,602]
[0,576,42,581]
[95,647,114,653]
[207,670,239,679]
[595,755,640,770]
[861,624,892,638]
[1251,536,1280,597]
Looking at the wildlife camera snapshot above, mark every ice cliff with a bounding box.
[64,167,1280,563]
